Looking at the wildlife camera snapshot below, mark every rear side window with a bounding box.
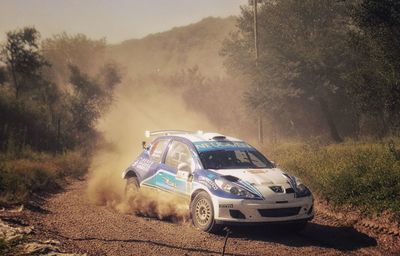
[165,141,195,171]
[149,139,169,163]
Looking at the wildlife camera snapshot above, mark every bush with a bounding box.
[264,139,400,219]
[55,151,89,179]
[0,151,88,205]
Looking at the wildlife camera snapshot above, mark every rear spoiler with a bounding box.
[142,130,204,149]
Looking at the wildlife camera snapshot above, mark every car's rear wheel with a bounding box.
[124,176,139,197]
[191,191,221,233]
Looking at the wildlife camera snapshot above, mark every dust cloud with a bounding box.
[86,78,216,221]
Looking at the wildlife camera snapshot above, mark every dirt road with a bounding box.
[24,180,399,256]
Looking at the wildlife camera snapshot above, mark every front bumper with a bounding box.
[213,195,314,224]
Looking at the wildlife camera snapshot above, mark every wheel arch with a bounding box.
[190,189,209,203]
[122,169,138,179]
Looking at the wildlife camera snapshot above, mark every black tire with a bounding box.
[191,191,221,233]
[124,176,139,197]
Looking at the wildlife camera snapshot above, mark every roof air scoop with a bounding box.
[212,135,226,140]
[202,132,227,141]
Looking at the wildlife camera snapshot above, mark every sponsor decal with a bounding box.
[162,177,176,188]
[238,180,264,198]
[198,176,218,190]
[207,173,216,179]
[283,173,297,191]
[176,170,190,181]
[135,158,153,171]
[219,204,233,208]
[194,141,253,152]
[247,169,266,174]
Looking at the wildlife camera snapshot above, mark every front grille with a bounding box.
[258,207,301,217]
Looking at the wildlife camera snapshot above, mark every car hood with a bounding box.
[211,168,296,200]
[212,168,289,186]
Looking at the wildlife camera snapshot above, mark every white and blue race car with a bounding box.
[122,131,314,233]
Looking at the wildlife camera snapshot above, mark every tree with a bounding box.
[0,66,7,85]
[68,64,121,135]
[348,0,400,135]
[1,27,47,99]
[222,0,356,142]
[42,33,106,84]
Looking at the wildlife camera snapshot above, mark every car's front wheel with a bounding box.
[191,191,221,233]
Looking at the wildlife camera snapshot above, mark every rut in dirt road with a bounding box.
[25,180,397,256]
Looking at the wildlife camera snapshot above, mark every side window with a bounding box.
[149,139,169,163]
[165,141,195,172]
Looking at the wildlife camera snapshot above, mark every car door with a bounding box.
[138,139,170,188]
[161,140,196,196]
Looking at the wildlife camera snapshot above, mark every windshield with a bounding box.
[199,149,274,170]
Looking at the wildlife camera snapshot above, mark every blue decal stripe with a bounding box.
[239,180,263,198]
[194,141,253,152]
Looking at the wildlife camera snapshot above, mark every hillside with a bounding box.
[106,16,236,77]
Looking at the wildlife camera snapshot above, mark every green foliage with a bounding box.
[266,139,400,219]
[0,28,121,154]
[346,0,400,135]
[222,1,354,142]
[221,0,400,141]
[0,27,48,99]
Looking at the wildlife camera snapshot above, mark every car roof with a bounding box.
[152,132,242,143]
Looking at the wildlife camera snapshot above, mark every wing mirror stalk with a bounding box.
[142,141,150,150]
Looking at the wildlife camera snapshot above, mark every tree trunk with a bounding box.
[318,97,343,143]
[378,109,389,139]
[10,62,19,99]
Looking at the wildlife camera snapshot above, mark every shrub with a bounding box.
[264,139,400,219]
[0,151,88,205]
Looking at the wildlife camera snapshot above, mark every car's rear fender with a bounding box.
[121,168,139,180]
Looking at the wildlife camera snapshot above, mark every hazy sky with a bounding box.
[0,0,247,44]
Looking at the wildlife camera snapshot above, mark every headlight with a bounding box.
[283,173,312,198]
[214,179,257,199]
[294,179,311,197]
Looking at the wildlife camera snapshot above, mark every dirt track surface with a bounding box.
[25,180,399,256]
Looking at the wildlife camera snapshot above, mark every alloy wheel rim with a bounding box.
[195,198,211,226]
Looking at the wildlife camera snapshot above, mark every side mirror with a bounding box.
[177,162,191,173]
[271,161,278,168]
[142,141,149,150]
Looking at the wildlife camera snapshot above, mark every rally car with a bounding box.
[122,130,314,232]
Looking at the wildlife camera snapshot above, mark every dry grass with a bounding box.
[263,138,400,220]
[0,151,89,205]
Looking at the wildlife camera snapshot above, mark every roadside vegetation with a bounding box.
[1,0,400,226]
[220,0,400,221]
[0,150,88,204]
[265,139,400,220]
[222,0,400,141]
[0,28,121,205]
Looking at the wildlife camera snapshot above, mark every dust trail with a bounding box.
[86,78,216,221]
